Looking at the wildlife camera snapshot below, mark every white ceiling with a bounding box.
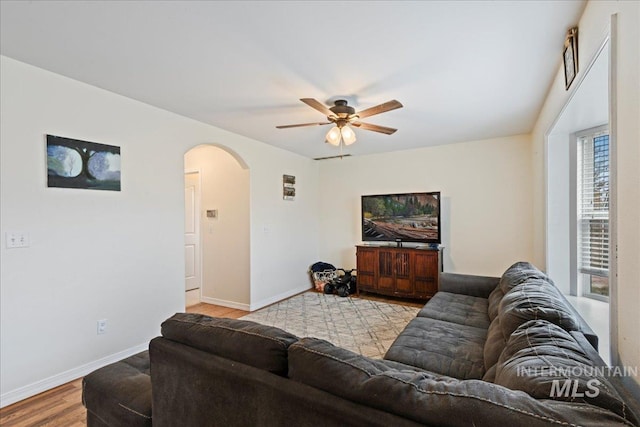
[0,1,585,159]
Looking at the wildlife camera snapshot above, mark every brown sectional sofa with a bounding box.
[83,262,639,426]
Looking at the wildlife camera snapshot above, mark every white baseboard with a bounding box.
[249,285,312,312]
[200,296,250,311]
[0,342,148,409]
[188,286,311,312]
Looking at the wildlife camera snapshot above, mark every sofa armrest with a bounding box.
[438,273,499,298]
[557,293,599,351]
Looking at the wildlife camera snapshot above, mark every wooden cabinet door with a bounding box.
[377,250,395,292]
[394,251,414,294]
[356,247,377,290]
[414,251,439,297]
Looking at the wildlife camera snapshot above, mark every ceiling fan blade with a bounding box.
[276,122,331,129]
[300,98,336,117]
[355,100,403,119]
[352,122,398,135]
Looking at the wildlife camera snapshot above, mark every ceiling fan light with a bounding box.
[341,125,357,145]
[326,126,341,146]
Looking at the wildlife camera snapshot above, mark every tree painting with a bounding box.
[47,135,121,191]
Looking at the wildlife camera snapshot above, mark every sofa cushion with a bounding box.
[494,320,637,425]
[499,261,549,294]
[483,316,506,374]
[82,351,152,427]
[487,286,504,322]
[482,364,497,382]
[417,292,491,329]
[161,313,298,376]
[498,279,579,340]
[384,317,486,379]
[289,337,633,427]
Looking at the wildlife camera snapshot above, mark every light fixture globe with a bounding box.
[325,126,341,146]
[341,125,356,145]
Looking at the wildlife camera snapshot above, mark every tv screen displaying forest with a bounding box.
[361,192,441,243]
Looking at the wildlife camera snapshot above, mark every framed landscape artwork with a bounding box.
[47,134,121,191]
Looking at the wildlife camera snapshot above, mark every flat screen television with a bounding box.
[361,192,441,244]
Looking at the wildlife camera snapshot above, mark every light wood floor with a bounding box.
[0,291,416,426]
[0,379,85,427]
[185,302,248,319]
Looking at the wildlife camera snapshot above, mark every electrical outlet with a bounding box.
[97,319,108,335]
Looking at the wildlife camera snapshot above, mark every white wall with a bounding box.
[612,1,640,393]
[0,56,319,406]
[546,133,573,294]
[184,145,250,308]
[317,134,533,277]
[531,0,639,392]
[248,147,320,309]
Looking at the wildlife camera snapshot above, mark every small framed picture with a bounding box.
[283,174,295,201]
[563,27,578,90]
[283,186,295,200]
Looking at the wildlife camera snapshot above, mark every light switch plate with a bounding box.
[6,232,30,248]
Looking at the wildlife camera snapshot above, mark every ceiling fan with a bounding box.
[276,98,403,146]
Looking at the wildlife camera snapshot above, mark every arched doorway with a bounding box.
[184,144,250,310]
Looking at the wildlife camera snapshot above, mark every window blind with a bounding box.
[577,132,609,277]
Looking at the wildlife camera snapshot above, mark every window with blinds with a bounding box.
[577,130,609,286]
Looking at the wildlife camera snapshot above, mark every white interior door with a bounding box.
[184,172,201,293]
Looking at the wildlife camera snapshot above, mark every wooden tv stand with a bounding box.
[356,245,441,300]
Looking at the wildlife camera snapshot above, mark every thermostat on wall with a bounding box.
[206,209,218,218]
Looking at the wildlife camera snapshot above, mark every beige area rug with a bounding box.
[241,292,420,359]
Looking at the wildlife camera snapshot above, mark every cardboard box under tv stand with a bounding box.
[356,245,441,300]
